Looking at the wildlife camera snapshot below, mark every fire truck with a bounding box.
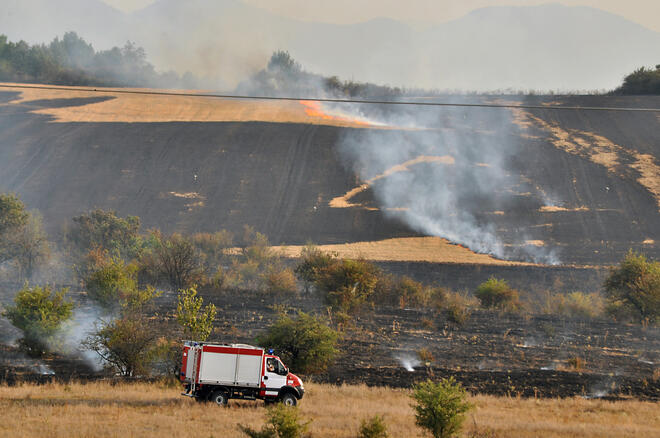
[180,342,304,406]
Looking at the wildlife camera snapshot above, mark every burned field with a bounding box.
[2,287,658,401]
[0,85,658,404]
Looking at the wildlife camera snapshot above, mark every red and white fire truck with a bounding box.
[180,342,304,406]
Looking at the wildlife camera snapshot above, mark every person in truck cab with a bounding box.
[266,358,275,373]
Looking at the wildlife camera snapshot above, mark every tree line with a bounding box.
[0,32,198,88]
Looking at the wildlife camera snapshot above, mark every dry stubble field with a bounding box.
[0,381,658,438]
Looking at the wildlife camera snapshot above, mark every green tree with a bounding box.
[614,65,660,95]
[411,378,474,438]
[85,258,138,309]
[257,311,339,374]
[359,415,389,438]
[84,315,159,377]
[3,284,73,356]
[294,244,339,291]
[240,404,310,438]
[176,286,217,341]
[604,250,660,323]
[67,209,141,259]
[0,193,29,263]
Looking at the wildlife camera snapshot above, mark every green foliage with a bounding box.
[67,209,142,260]
[240,404,310,438]
[84,315,160,377]
[257,311,339,374]
[3,284,73,356]
[176,286,217,341]
[0,193,29,263]
[411,378,474,438]
[604,250,660,323]
[475,278,521,311]
[359,415,389,438]
[315,258,380,313]
[294,244,339,289]
[613,65,660,95]
[85,258,138,309]
[0,32,198,88]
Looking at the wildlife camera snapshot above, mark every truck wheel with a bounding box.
[280,393,297,407]
[210,390,229,407]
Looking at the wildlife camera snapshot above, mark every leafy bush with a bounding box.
[475,278,521,311]
[176,286,217,341]
[191,230,233,274]
[3,284,73,356]
[604,250,660,324]
[257,311,339,374]
[315,258,380,313]
[67,209,142,260]
[294,244,339,291]
[84,258,138,309]
[411,377,474,438]
[84,315,160,377]
[240,404,310,438]
[359,415,389,438]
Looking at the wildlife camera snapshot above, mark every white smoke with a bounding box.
[334,100,561,264]
[395,353,421,372]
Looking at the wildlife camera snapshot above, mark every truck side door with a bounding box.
[262,357,287,396]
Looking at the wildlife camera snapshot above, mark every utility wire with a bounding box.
[1,83,659,112]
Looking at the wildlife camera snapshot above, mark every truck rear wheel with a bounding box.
[280,392,297,406]
[210,390,229,407]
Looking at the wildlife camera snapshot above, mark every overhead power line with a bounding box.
[1,83,659,112]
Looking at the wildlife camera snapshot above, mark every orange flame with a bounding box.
[299,100,370,126]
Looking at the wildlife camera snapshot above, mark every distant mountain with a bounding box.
[2,1,659,91]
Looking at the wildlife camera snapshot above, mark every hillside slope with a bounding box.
[0,84,657,266]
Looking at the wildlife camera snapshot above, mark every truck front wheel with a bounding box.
[280,392,297,406]
[210,390,229,407]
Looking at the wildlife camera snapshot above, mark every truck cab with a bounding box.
[180,342,304,406]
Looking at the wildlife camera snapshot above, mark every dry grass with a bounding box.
[273,237,533,265]
[1,381,657,438]
[0,82,367,128]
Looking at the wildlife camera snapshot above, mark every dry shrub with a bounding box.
[417,347,434,364]
[265,268,298,296]
[542,291,605,319]
[566,357,586,371]
[442,291,475,326]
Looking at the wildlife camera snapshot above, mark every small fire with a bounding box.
[300,100,370,126]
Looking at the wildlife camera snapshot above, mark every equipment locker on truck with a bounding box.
[181,342,304,406]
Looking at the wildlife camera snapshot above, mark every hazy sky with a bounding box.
[101,0,660,32]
